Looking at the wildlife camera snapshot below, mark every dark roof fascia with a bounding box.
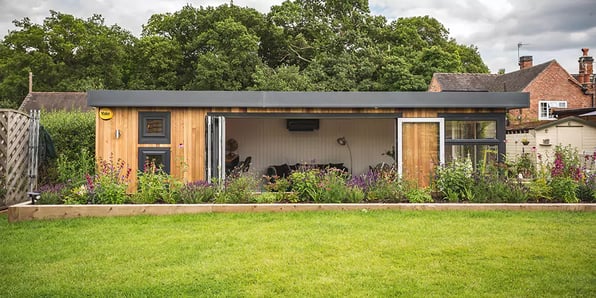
[88,90,529,109]
[534,116,596,130]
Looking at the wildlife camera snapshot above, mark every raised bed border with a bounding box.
[7,202,596,222]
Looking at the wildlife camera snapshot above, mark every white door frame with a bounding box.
[206,115,226,185]
[397,118,444,176]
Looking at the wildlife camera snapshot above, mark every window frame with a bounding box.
[439,113,505,164]
[138,147,171,174]
[138,112,171,144]
[538,100,567,120]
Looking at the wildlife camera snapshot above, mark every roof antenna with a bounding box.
[517,42,529,60]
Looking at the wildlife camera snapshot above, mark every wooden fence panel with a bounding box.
[0,109,30,208]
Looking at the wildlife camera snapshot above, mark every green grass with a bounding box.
[1,210,594,297]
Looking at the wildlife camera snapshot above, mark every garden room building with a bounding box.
[88,91,528,190]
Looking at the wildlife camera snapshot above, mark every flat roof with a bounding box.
[87,90,529,109]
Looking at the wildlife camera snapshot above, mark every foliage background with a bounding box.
[0,0,488,108]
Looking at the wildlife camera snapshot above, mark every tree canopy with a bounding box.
[0,0,489,108]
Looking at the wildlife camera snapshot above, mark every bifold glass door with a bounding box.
[397,118,444,186]
[206,115,226,184]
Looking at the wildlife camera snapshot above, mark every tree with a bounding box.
[0,11,134,107]
[185,18,262,90]
[128,36,183,90]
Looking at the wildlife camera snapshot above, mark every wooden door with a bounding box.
[398,119,444,187]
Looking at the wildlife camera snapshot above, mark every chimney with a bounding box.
[519,56,533,70]
[578,48,593,86]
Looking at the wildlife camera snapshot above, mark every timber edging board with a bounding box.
[7,202,596,222]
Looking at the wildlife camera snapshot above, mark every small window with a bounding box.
[539,101,567,120]
[139,112,171,144]
[138,148,171,174]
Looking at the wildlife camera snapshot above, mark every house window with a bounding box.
[440,114,505,168]
[139,112,171,144]
[539,101,567,120]
[138,148,171,174]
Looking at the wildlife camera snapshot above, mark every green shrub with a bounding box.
[36,184,67,205]
[255,192,279,203]
[434,158,475,202]
[56,148,96,184]
[179,181,216,203]
[317,168,351,203]
[501,180,530,203]
[528,178,553,202]
[406,187,433,203]
[40,110,95,162]
[88,157,131,204]
[216,174,259,203]
[344,186,365,203]
[550,177,579,203]
[288,168,321,202]
[512,152,535,179]
[132,161,177,204]
[63,184,91,204]
[40,110,95,185]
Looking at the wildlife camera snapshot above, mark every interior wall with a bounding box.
[225,118,396,176]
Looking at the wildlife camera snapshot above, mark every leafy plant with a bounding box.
[528,178,553,202]
[40,110,95,185]
[132,161,174,204]
[56,148,96,184]
[434,158,475,202]
[288,168,322,202]
[550,177,579,203]
[317,168,351,203]
[36,184,67,205]
[513,152,535,179]
[405,187,433,203]
[255,192,279,203]
[179,181,216,203]
[551,145,582,180]
[89,157,131,204]
[216,174,259,204]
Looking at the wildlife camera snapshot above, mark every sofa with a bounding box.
[265,162,348,179]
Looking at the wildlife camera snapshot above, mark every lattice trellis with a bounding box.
[0,109,30,208]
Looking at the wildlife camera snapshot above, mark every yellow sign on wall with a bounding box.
[99,108,113,120]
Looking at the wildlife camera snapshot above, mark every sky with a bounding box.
[0,0,594,75]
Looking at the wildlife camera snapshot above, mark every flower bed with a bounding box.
[31,146,596,210]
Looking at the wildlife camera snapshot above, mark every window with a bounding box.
[138,148,171,174]
[440,113,505,168]
[139,112,171,144]
[539,101,567,120]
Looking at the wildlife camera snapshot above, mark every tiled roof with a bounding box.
[431,73,498,92]
[489,60,554,92]
[19,92,91,112]
[430,60,555,92]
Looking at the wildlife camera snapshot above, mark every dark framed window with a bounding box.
[139,112,171,144]
[138,148,171,174]
[439,113,505,167]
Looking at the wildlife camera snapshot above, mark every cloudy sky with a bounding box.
[1,0,594,75]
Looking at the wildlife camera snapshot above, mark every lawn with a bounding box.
[1,210,594,297]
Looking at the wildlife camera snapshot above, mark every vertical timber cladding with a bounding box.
[96,107,208,191]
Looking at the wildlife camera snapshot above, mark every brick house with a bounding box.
[428,48,594,125]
